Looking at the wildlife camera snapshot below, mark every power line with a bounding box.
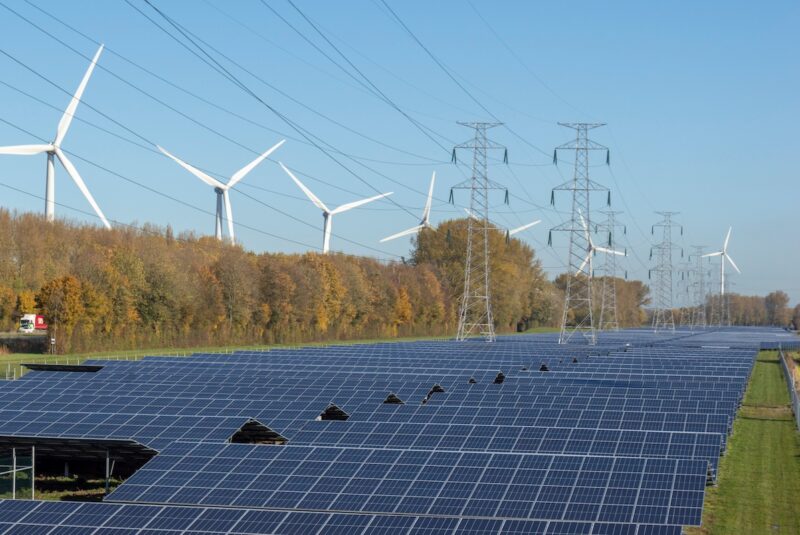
[0,113,399,259]
[132,0,434,223]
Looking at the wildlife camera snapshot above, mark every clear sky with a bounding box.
[0,0,797,304]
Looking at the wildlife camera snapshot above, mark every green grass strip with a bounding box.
[686,351,800,535]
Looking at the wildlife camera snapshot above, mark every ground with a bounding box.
[0,473,121,502]
[686,350,800,535]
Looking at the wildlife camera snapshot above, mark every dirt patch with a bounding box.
[740,405,793,421]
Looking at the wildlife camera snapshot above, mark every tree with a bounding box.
[765,291,790,326]
[393,287,413,331]
[0,285,15,331]
[414,219,551,333]
[36,276,84,352]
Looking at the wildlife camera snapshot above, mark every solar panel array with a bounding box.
[0,326,788,534]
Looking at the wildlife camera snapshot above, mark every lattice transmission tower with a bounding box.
[689,246,708,329]
[650,212,682,332]
[550,123,610,345]
[677,261,693,327]
[707,266,733,327]
[596,211,626,331]
[451,122,508,342]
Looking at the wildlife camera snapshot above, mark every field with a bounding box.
[686,351,800,535]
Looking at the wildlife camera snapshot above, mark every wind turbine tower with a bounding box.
[157,140,284,244]
[450,122,508,342]
[703,227,740,326]
[280,163,392,254]
[549,122,612,345]
[0,45,110,228]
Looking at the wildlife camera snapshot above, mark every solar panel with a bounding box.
[105,442,707,526]
[0,327,781,533]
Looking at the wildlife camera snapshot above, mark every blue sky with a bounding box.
[0,0,797,304]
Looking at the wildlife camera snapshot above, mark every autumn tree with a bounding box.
[36,275,84,352]
[765,290,790,326]
[414,218,551,333]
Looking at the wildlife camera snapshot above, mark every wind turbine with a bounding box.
[0,45,110,228]
[577,211,625,275]
[463,208,541,241]
[702,227,740,296]
[280,162,393,253]
[380,171,436,242]
[157,140,285,244]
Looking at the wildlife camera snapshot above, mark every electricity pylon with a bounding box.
[549,123,611,345]
[689,246,708,328]
[677,262,693,327]
[450,122,508,342]
[596,210,626,331]
[650,212,682,332]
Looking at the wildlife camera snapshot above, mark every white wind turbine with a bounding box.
[463,208,541,241]
[0,45,110,228]
[577,211,626,275]
[157,140,285,244]
[279,162,392,254]
[702,227,740,296]
[380,171,436,242]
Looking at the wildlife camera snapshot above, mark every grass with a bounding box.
[0,473,121,501]
[0,327,560,379]
[686,351,800,535]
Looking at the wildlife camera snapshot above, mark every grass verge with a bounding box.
[686,351,800,535]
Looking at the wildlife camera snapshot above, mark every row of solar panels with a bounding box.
[0,499,684,534]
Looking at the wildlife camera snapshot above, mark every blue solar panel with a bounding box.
[0,327,782,533]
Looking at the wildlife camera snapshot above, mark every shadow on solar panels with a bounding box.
[0,437,155,502]
[316,404,349,421]
[229,419,288,444]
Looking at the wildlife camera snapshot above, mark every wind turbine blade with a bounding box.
[508,219,541,236]
[725,254,741,274]
[702,251,723,258]
[577,209,592,246]
[54,148,111,229]
[157,146,225,188]
[332,191,393,214]
[379,225,424,243]
[723,227,732,252]
[279,162,329,213]
[463,208,480,221]
[0,144,53,155]
[577,252,591,275]
[223,189,235,244]
[227,139,285,189]
[55,45,103,146]
[595,246,626,256]
[421,171,435,223]
[464,208,480,221]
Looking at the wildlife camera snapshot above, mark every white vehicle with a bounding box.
[19,314,47,334]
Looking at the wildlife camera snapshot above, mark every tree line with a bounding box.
[0,210,792,353]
